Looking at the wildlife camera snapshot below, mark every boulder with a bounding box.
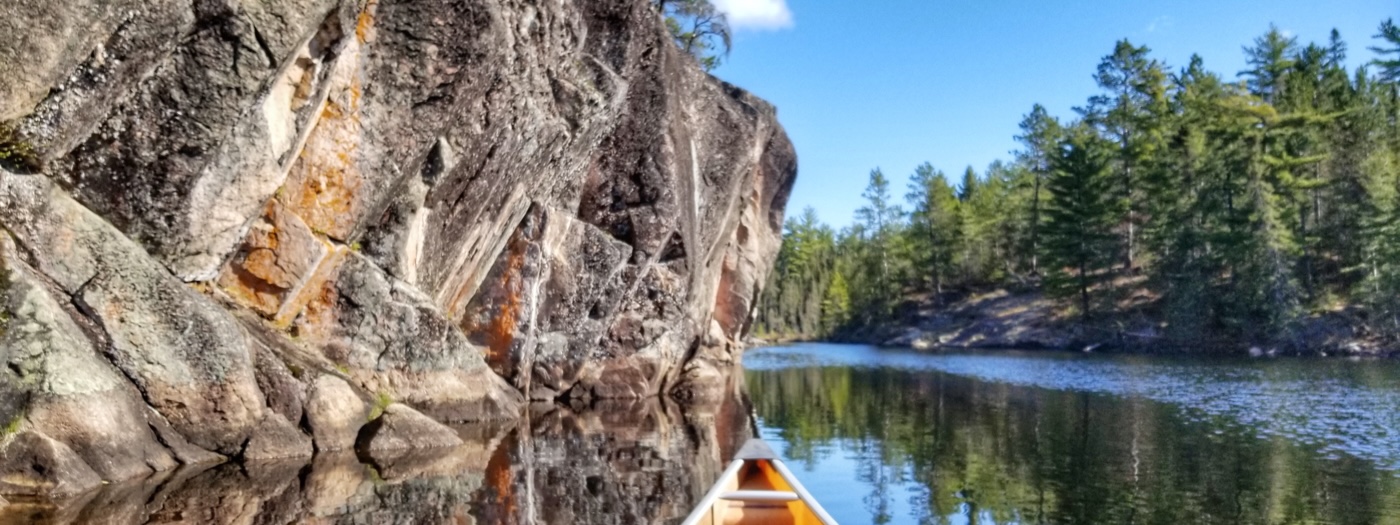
[252,345,309,428]
[294,253,524,423]
[0,430,102,497]
[304,375,366,452]
[242,413,313,461]
[357,403,463,453]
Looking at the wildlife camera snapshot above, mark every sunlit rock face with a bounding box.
[0,0,792,497]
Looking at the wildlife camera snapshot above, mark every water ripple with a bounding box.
[746,344,1400,472]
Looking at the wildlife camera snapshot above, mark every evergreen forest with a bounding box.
[756,20,1400,352]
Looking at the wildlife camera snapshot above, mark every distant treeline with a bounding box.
[757,21,1400,349]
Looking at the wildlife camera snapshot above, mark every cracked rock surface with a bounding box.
[0,0,794,496]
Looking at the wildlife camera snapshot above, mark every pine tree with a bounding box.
[1214,86,1309,341]
[1241,25,1299,104]
[1371,19,1400,83]
[1146,54,1229,340]
[976,161,1033,280]
[1015,104,1064,275]
[821,271,852,331]
[1361,23,1400,335]
[1081,40,1170,270]
[855,169,904,317]
[1361,146,1400,335]
[955,168,987,281]
[757,207,839,338]
[905,163,962,296]
[957,167,978,202]
[654,0,732,71]
[1372,19,1400,134]
[1042,125,1121,322]
[1326,29,1348,70]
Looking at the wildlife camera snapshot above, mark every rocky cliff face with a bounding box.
[0,0,794,496]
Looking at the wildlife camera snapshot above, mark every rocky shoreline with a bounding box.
[780,289,1397,358]
[0,390,754,524]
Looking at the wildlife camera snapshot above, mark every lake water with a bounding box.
[0,396,754,525]
[746,343,1400,525]
[7,344,1400,524]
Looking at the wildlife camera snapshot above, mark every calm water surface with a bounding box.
[746,343,1400,525]
[8,345,1400,524]
[0,397,752,525]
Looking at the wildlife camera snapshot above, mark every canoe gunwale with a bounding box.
[680,459,747,525]
[769,455,838,524]
[680,439,838,525]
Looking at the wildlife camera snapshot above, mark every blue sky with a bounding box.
[711,0,1398,228]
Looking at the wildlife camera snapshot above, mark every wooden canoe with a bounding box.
[681,439,838,525]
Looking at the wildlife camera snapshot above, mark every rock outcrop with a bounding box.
[0,0,793,496]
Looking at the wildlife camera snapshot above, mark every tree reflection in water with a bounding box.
[746,360,1400,525]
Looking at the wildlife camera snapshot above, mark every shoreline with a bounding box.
[753,288,1400,358]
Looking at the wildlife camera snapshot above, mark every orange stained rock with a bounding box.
[221,261,290,316]
[356,0,378,44]
[216,202,335,323]
[217,204,295,316]
[711,254,740,339]
[462,233,527,377]
[274,247,347,328]
[292,254,347,346]
[274,0,374,242]
[280,77,366,241]
[483,433,518,521]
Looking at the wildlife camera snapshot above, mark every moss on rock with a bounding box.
[367,391,393,422]
[0,123,40,174]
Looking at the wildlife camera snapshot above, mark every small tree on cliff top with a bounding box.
[654,0,732,71]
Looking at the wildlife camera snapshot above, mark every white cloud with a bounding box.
[712,0,794,30]
[1145,16,1173,33]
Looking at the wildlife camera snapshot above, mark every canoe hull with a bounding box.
[682,439,837,525]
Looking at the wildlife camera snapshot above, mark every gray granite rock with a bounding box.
[0,237,181,482]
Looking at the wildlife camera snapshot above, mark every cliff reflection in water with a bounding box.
[747,361,1400,525]
[0,390,753,524]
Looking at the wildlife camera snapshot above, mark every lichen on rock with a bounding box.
[0,231,183,484]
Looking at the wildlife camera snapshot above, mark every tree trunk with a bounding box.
[1079,250,1091,324]
[1123,151,1136,272]
[1031,174,1042,275]
[928,227,942,301]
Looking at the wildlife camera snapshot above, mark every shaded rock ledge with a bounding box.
[0,0,794,497]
